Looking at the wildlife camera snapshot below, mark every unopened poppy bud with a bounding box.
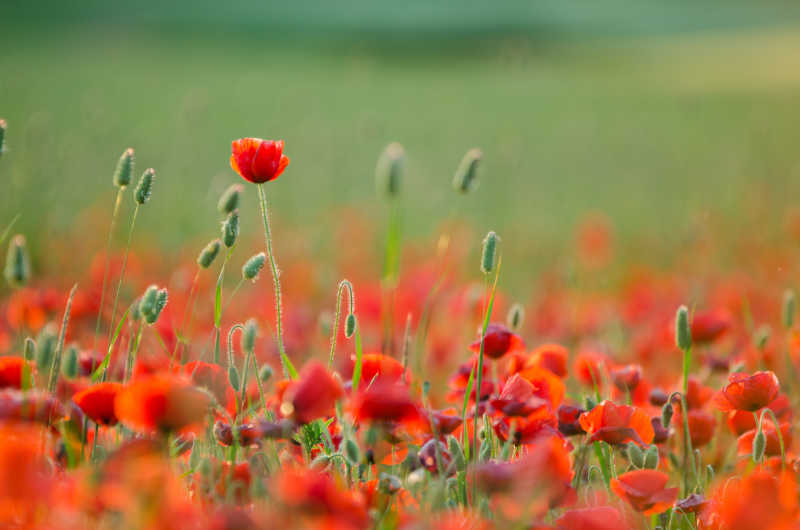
[675,305,691,351]
[36,323,57,371]
[507,303,524,331]
[345,313,356,338]
[228,364,240,392]
[221,210,239,248]
[644,445,659,469]
[480,231,499,275]
[4,235,30,288]
[752,428,766,462]
[113,148,135,187]
[452,148,482,193]
[197,239,221,269]
[344,438,360,465]
[217,183,243,215]
[23,337,35,361]
[378,472,402,494]
[259,365,272,382]
[310,454,331,471]
[134,168,155,205]
[783,289,796,329]
[242,319,257,352]
[62,345,79,378]
[448,436,466,470]
[627,442,645,468]
[661,401,674,429]
[242,252,266,281]
[0,119,6,156]
[375,142,405,198]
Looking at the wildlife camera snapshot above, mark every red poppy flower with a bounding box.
[350,353,405,385]
[675,409,717,448]
[73,382,123,426]
[184,361,235,410]
[0,356,31,389]
[527,343,568,378]
[272,468,369,528]
[737,421,792,457]
[490,374,550,417]
[557,404,586,436]
[469,323,525,360]
[579,400,654,446]
[283,361,343,424]
[610,470,678,515]
[726,394,791,435]
[675,493,708,514]
[429,408,463,435]
[611,364,642,392]
[115,376,210,433]
[0,389,65,424]
[712,371,780,412]
[573,351,609,388]
[493,407,558,445]
[555,506,630,530]
[706,470,797,530]
[683,376,714,410]
[516,365,566,408]
[690,309,732,343]
[230,138,290,184]
[352,381,420,425]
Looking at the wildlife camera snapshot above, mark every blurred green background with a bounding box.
[3,0,800,280]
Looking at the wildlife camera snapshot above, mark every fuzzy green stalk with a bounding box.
[328,279,355,369]
[227,324,244,414]
[381,202,401,355]
[105,204,140,357]
[256,183,295,379]
[48,284,78,394]
[92,187,124,352]
[213,247,235,365]
[125,321,144,383]
[763,408,786,470]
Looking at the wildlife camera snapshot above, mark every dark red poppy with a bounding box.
[115,375,210,433]
[557,404,586,436]
[429,409,463,435]
[712,371,780,412]
[578,401,654,446]
[649,388,669,406]
[555,506,630,530]
[230,138,290,184]
[73,382,123,426]
[675,493,708,514]
[610,470,678,515]
[469,323,525,360]
[418,438,451,474]
[651,417,670,444]
[490,374,549,417]
[611,364,642,392]
[690,309,732,343]
[283,362,343,424]
[493,407,558,445]
[352,381,420,425]
[0,356,31,389]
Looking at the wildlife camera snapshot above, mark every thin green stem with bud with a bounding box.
[92,187,124,353]
[106,204,140,351]
[328,279,355,369]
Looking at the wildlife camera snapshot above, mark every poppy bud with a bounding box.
[480,231,499,275]
[217,183,243,215]
[661,401,674,429]
[675,305,691,351]
[753,428,766,463]
[783,289,796,329]
[62,345,79,378]
[448,436,466,471]
[228,364,240,392]
[345,313,356,338]
[627,442,645,468]
[644,445,659,469]
[0,119,6,156]
[113,148,135,187]
[344,438,360,465]
[197,239,221,269]
[23,337,35,361]
[310,454,331,471]
[36,323,57,371]
[242,319,257,353]
[452,148,482,193]
[259,365,272,382]
[221,210,239,248]
[585,396,597,410]
[4,235,31,288]
[375,142,405,198]
[507,303,524,331]
[134,168,155,205]
[242,252,266,281]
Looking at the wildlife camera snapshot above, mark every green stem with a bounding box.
[763,408,786,470]
[106,204,140,352]
[328,279,355,369]
[92,187,124,352]
[48,284,78,394]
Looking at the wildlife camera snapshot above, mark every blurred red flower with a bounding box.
[610,470,678,515]
[115,376,210,433]
[73,382,123,426]
[579,400,654,446]
[283,361,343,424]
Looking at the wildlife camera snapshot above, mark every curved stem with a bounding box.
[763,408,786,470]
[328,279,355,369]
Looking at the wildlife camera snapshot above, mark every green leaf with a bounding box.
[281,351,298,379]
[92,305,132,382]
[351,323,363,393]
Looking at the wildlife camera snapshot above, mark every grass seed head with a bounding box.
[62,344,79,378]
[197,239,221,269]
[783,289,796,329]
[0,119,6,157]
[452,148,482,193]
[113,148,135,187]
[218,183,244,215]
[222,210,239,248]
[242,318,258,353]
[4,234,31,288]
[480,231,499,275]
[242,252,266,281]
[134,168,155,205]
[375,142,405,198]
[675,305,691,351]
[507,303,524,331]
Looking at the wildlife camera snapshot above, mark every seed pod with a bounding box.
[221,210,239,248]
[480,231,499,275]
[783,289,796,329]
[139,285,159,323]
[259,365,273,382]
[242,252,266,281]
[626,442,645,468]
[113,148,135,187]
[4,235,31,288]
[675,305,691,351]
[134,168,155,205]
[242,319,258,353]
[345,313,356,338]
[375,142,405,198]
[344,439,360,465]
[23,337,36,361]
[507,303,524,331]
[217,183,243,215]
[62,344,79,379]
[197,239,221,269]
[0,119,7,156]
[35,323,57,371]
[752,428,766,463]
[661,401,674,429]
[228,364,240,392]
[644,445,659,469]
[452,148,482,193]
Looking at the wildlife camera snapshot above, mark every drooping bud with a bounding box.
[375,142,405,198]
[644,445,659,469]
[23,337,36,361]
[62,344,79,378]
[344,438,360,465]
[452,148,482,193]
[507,303,524,331]
[221,210,239,248]
[197,239,221,269]
[480,231,499,275]
[0,119,7,157]
[239,319,257,354]
[217,183,243,215]
[259,365,273,382]
[345,313,356,338]
[228,364,240,392]
[113,148,135,187]
[4,235,31,288]
[752,427,766,463]
[661,401,674,429]
[783,289,796,329]
[134,168,155,205]
[675,305,691,351]
[626,442,645,468]
[242,252,266,281]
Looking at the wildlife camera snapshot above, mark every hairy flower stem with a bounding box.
[48,284,78,393]
[328,279,355,369]
[125,321,144,383]
[213,247,235,365]
[92,188,124,352]
[106,205,140,357]
[257,183,293,378]
[172,269,200,362]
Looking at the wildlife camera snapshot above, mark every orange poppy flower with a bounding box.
[73,382,123,426]
[610,470,678,515]
[526,343,568,378]
[579,400,654,446]
[230,138,290,184]
[555,506,631,530]
[737,420,792,457]
[516,365,566,408]
[282,361,343,424]
[115,376,210,433]
[712,371,780,412]
[0,356,31,389]
[352,381,420,425]
[350,352,405,385]
[675,409,717,448]
[573,351,609,388]
[490,374,550,417]
[469,323,525,360]
[705,470,797,530]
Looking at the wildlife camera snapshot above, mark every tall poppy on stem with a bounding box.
[713,371,780,412]
[230,138,294,378]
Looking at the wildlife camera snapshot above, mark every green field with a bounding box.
[3,1,800,281]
